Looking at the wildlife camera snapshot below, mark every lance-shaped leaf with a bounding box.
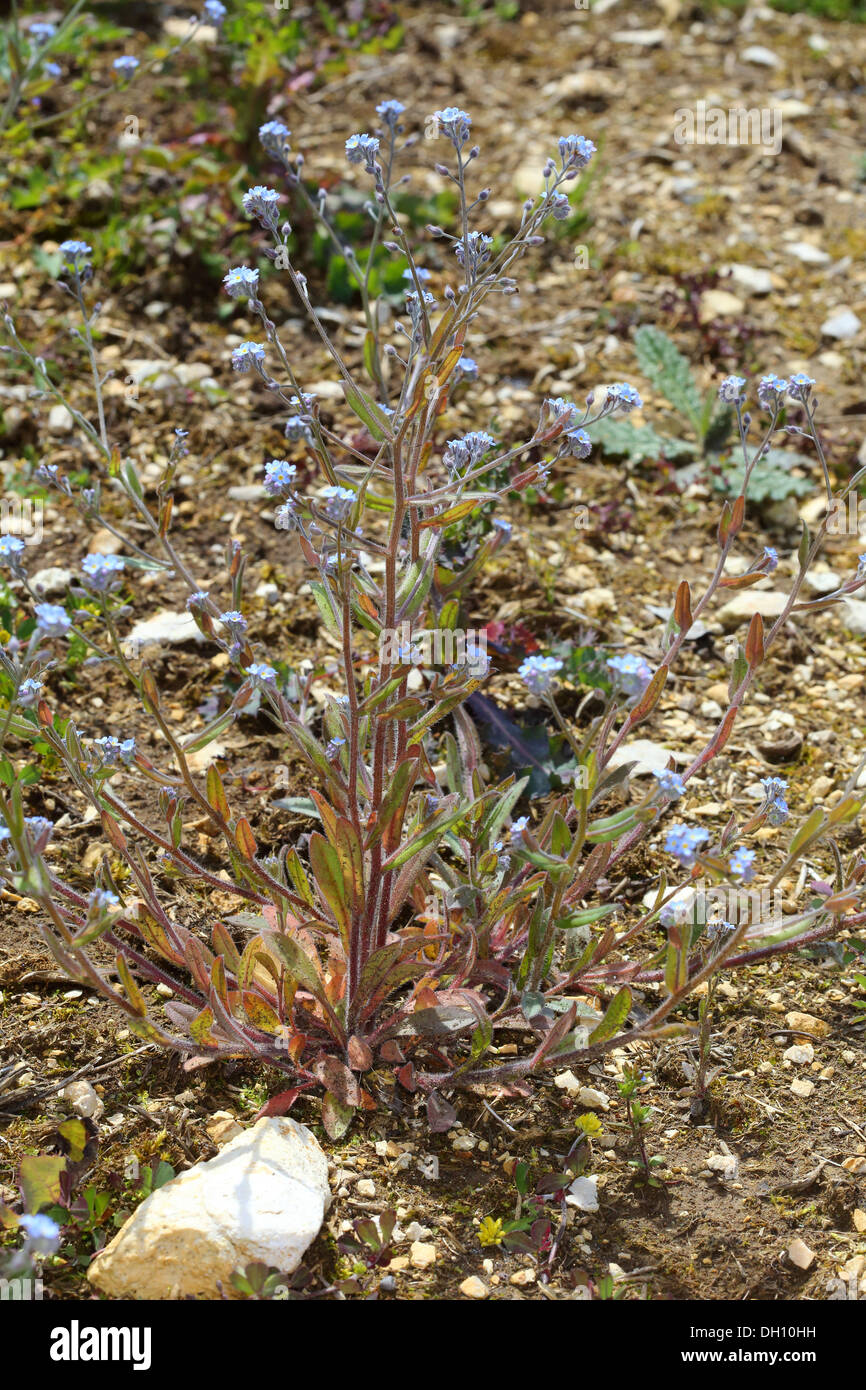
[322,1091,355,1140]
[205,765,230,822]
[382,799,469,870]
[555,903,619,930]
[674,580,693,633]
[745,611,764,668]
[418,495,494,529]
[664,923,688,996]
[333,817,365,912]
[585,807,638,843]
[241,991,282,1034]
[729,644,748,701]
[285,846,316,907]
[588,986,632,1045]
[115,953,147,1016]
[309,580,341,639]
[264,931,327,1002]
[342,381,393,442]
[136,906,184,961]
[626,665,667,724]
[190,1005,220,1047]
[212,922,241,975]
[309,832,350,939]
[788,807,826,857]
[530,1002,578,1069]
[184,935,216,992]
[180,707,239,755]
[234,817,257,859]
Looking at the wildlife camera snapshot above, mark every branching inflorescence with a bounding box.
[2,103,865,1135]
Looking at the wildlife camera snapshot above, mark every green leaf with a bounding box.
[341,381,392,442]
[588,417,695,463]
[322,1092,355,1140]
[19,1155,67,1213]
[634,325,704,435]
[588,986,632,1045]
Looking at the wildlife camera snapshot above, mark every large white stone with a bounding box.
[88,1118,330,1299]
[128,609,206,648]
[717,590,789,629]
[821,309,861,341]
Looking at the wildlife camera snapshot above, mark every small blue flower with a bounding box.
[760,776,789,826]
[88,887,120,915]
[402,267,432,282]
[27,22,57,42]
[284,416,312,443]
[767,798,789,827]
[45,61,62,78]
[455,356,478,380]
[0,536,26,562]
[492,518,512,540]
[454,231,493,273]
[17,678,43,707]
[231,341,266,373]
[787,372,815,403]
[376,99,405,128]
[518,655,563,695]
[557,133,596,171]
[729,846,756,882]
[857,553,866,579]
[326,737,346,759]
[246,663,277,685]
[186,590,209,609]
[443,431,495,475]
[113,56,140,76]
[241,185,281,225]
[264,459,297,495]
[604,382,643,415]
[345,133,380,170]
[19,1213,61,1254]
[81,552,125,591]
[204,0,227,25]
[757,374,788,411]
[510,815,530,847]
[718,375,747,405]
[275,501,300,532]
[664,823,709,868]
[320,486,357,522]
[223,266,260,300]
[653,769,685,799]
[219,610,247,634]
[91,736,135,767]
[566,427,592,460]
[433,107,472,148]
[548,191,571,221]
[58,239,92,266]
[25,816,54,849]
[34,603,70,637]
[762,546,779,571]
[760,775,788,802]
[259,120,290,153]
[607,653,652,697]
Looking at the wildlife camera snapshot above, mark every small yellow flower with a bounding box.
[477,1216,504,1248]
[575,1112,603,1137]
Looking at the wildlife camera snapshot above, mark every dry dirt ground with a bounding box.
[1,1,865,1301]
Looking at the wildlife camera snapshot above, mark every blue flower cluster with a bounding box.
[760,776,789,826]
[607,653,652,698]
[518,655,563,696]
[664,823,709,868]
